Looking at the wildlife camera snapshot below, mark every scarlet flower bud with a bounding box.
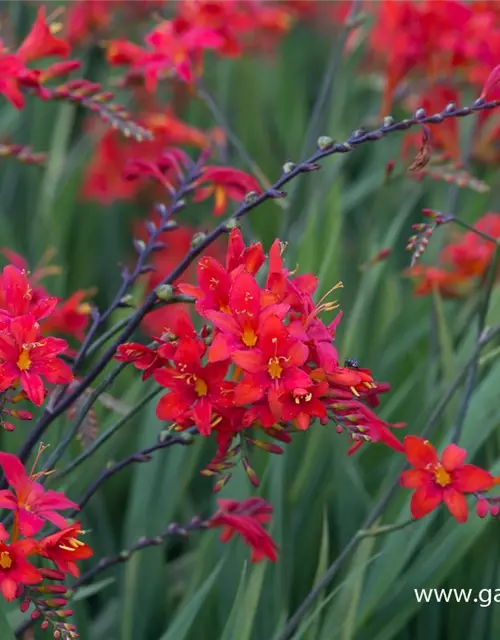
[213,473,232,493]
[476,498,489,518]
[46,598,68,608]
[242,457,260,487]
[20,599,30,613]
[40,568,66,581]
[490,504,500,517]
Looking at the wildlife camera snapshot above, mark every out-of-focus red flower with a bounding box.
[0,7,74,109]
[210,497,278,562]
[408,212,500,297]
[193,166,261,216]
[0,529,41,601]
[82,111,219,205]
[0,314,73,405]
[0,452,78,536]
[400,435,494,522]
[40,290,92,341]
[38,523,93,578]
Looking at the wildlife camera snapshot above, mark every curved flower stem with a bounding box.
[14,95,500,470]
[451,244,500,444]
[53,386,163,481]
[450,216,500,245]
[72,516,209,589]
[73,427,198,512]
[278,324,500,640]
[357,517,416,538]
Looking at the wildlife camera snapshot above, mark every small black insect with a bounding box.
[344,358,359,369]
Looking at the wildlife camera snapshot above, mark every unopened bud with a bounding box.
[383,116,394,128]
[155,284,174,301]
[225,217,240,230]
[414,108,426,119]
[317,136,334,150]
[213,473,232,493]
[190,231,207,248]
[242,457,260,487]
[282,161,296,174]
[244,190,259,205]
[476,498,489,518]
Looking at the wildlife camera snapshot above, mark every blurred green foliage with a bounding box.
[2,3,500,640]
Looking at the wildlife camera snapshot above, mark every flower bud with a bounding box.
[244,190,259,205]
[155,284,174,302]
[476,498,489,518]
[282,161,296,174]
[190,231,207,248]
[317,136,334,150]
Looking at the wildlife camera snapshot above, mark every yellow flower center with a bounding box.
[16,349,32,371]
[242,326,257,347]
[194,377,208,397]
[268,357,283,379]
[0,551,12,569]
[434,465,452,487]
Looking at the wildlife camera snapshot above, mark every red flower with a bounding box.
[193,166,261,216]
[210,497,278,562]
[207,270,288,362]
[38,523,93,578]
[400,436,494,522]
[16,7,70,64]
[115,343,167,380]
[276,381,329,431]
[0,314,73,405]
[40,290,92,341]
[0,452,78,535]
[232,315,310,406]
[225,228,265,276]
[0,265,58,329]
[0,526,41,601]
[153,338,231,435]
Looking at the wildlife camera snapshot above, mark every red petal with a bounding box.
[452,465,494,493]
[400,469,429,489]
[229,271,261,326]
[480,64,500,100]
[410,483,442,519]
[156,392,190,421]
[20,371,45,406]
[404,436,438,469]
[232,349,265,374]
[207,333,232,362]
[0,453,29,494]
[443,487,468,523]
[441,443,467,471]
[192,398,211,436]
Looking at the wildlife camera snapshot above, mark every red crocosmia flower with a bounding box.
[0,314,73,405]
[210,497,278,562]
[0,527,41,601]
[193,166,261,216]
[153,338,231,436]
[0,452,78,536]
[400,436,494,523]
[0,265,58,329]
[115,343,168,380]
[207,270,289,362]
[38,523,93,578]
[178,256,233,316]
[16,7,71,64]
[0,50,29,109]
[232,315,310,406]
[277,381,329,431]
[226,228,265,276]
[408,265,467,298]
[40,290,92,341]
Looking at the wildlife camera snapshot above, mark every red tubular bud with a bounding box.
[46,598,68,608]
[242,457,260,487]
[476,498,489,518]
[31,609,41,620]
[20,599,30,613]
[490,504,500,517]
[40,569,66,581]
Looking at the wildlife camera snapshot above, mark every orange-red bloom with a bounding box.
[0,525,41,601]
[38,523,93,578]
[0,314,73,405]
[210,497,278,562]
[193,166,261,216]
[0,452,78,535]
[400,436,494,522]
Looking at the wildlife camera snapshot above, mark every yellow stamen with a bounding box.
[434,465,452,487]
[350,386,360,397]
[268,357,283,379]
[16,349,31,371]
[194,377,208,397]
[242,326,257,347]
[0,551,12,569]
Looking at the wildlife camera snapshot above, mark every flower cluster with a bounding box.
[117,228,404,487]
[0,451,92,637]
[408,212,500,298]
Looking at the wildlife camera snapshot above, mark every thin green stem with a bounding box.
[450,216,499,245]
[358,517,416,538]
[53,386,163,480]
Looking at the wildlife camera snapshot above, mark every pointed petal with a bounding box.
[0,453,30,493]
[192,398,212,436]
[443,487,468,523]
[400,469,430,489]
[232,349,266,374]
[404,435,438,469]
[441,443,467,471]
[18,509,45,536]
[410,483,442,519]
[207,333,232,363]
[20,371,45,406]
[452,465,494,493]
